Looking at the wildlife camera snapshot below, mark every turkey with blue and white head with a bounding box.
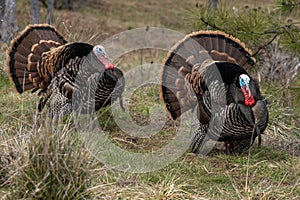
[160,31,269,154]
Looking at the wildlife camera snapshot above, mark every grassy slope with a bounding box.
[0,0,299,199]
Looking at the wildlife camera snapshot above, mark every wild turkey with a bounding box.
[160,31,268,154]
[6,24,125,117]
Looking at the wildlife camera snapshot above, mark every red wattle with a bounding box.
[245,96,255,106]
[241,86,255,107]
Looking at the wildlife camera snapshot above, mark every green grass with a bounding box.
[0,0,300,199]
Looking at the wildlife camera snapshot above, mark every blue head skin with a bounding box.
[239,74,255,106]
[239,74,250,88]
[93,45,114,69]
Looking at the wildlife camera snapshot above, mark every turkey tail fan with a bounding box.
[160,30,256,120]
[6,24,67,93]
[160,36,208,120]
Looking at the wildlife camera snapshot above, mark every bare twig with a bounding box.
[200,17,226,32]
[252,33,282,57]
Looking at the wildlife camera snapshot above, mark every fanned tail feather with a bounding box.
[6,24,67,93]
[160,30,256,120]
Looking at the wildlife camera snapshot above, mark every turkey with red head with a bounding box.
[6,24,125,118]
[160,31,268,154]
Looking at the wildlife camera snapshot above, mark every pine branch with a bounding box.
[200,16,299,56]
[253,21,300,56]
[281,1,300,7]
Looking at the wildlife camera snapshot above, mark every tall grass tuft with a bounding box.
[10,120,96,199]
